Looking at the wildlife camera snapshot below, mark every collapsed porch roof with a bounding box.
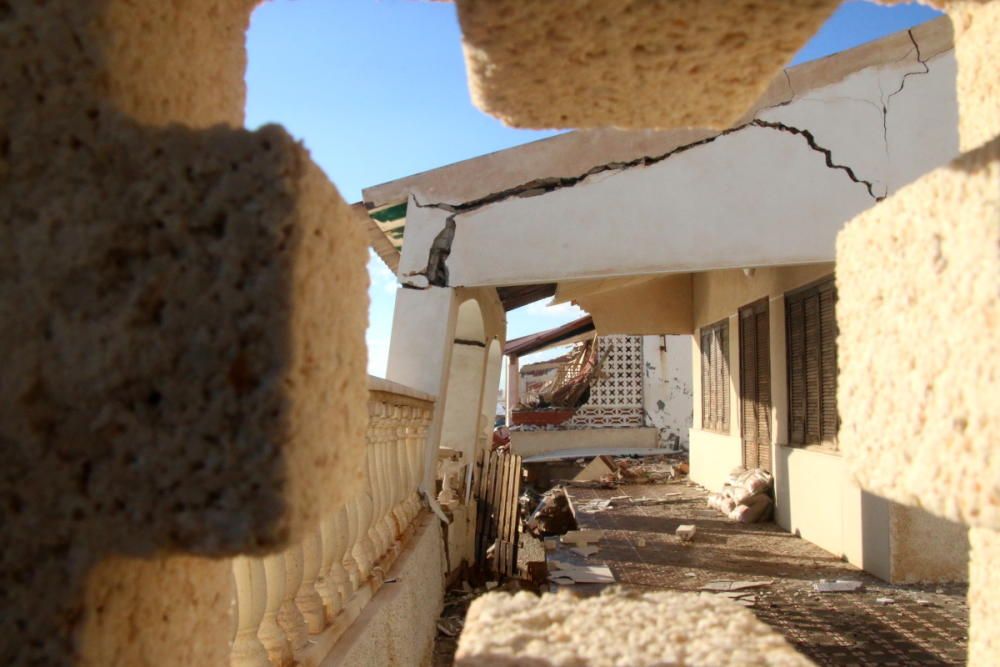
[504,315,594,357]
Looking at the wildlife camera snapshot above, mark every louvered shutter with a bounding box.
[740,307,757,468]
[786,277,838,448]
[755,307,771,470]
[700,320,729,432]
[819,284,838,443]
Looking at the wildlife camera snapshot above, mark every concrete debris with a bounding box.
[571,545,600,558]
[701,580,774,592]
[814,579,864,593]
[676,524,697,542]
[548,564,615,585]
[574,455,619,482]
[562,529,604,545]
[437,617,464,637]
[876,597,895,605]
[636,538,647,548]
[526,487,576,537]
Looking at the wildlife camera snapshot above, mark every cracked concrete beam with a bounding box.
[453,0,840,130]
[880,1,999,152]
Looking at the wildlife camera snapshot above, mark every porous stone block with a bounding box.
[969,527,1000,666]
[454,0,839,130]
[947,2,1000,151]
[836,137,998,530]
[78,556,233,667]
[0,0,257,130]
[2,2,369,664]
[455,588,814,666]
[0,120,369,664]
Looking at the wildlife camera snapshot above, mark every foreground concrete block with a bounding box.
[2,2,369,663]
[455,588,814,666]
[969,527,1000,666]
[79,556,233,667]
[837,137,998,530]
[454,0,839,130]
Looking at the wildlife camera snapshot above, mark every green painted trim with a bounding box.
[370,202,407,223]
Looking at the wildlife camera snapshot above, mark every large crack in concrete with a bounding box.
[408,100,891,287]
[881,30,931,154]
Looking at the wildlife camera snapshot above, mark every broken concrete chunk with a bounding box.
[570,546,600,558]
[676,525,697,542]
[701,581,774,592]
[562,530,605,545]
[454,0,840,130]
[547,564,615,585]
[574,455,619,482]
[813,580,864,593]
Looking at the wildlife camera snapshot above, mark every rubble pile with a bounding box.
[707,468,774,524]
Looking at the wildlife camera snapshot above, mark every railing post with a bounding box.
[276,545,309,653]
[317,512,344,623]
[259,553,291,666]
[230,556,270,667]
[297,529,326,634]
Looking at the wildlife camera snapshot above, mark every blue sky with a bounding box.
[244,0,941,376]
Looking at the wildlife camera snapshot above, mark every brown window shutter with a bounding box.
[740,300,770,471]
[786,277,838,448]
[740,308,757,466]
[701,330,711,430]
[788,299,805,444]
[819,285,838,444]
[804,293,821,444]
[755,307,771,469]
[721,323,730,432]
[700,319,730,433]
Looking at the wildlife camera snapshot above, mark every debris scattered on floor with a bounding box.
[701,580,774,592]
[548,562,616,585]
[526,487,577,536]
[814,579,864,592]
[636,538,647,548]
[562,529,604,545]
[571,545,600,557]
[876,597,895,605]
[707,467,774,523]
[675,524,697,542]
[436,617,463,637]
[574,455,619,482]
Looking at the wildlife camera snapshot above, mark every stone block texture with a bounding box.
[78,556,233,667]
[837,137,998,530]
[455,588,814,666]
[454,0,839,130]
[969,527,1000,666]
[1,1,368,664]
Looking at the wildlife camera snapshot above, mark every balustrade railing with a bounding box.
[229,377,434,667]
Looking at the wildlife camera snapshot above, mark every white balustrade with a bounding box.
[229,378,434,666]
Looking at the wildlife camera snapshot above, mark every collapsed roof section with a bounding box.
[504,315,595,358]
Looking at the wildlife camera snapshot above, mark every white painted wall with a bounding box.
[641,335,692,450]
[397,49,958,289]
[774,444,892,581]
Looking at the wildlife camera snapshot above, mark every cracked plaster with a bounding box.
[397,28,958,290]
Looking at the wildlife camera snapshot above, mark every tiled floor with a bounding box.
[559,481,968,666]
